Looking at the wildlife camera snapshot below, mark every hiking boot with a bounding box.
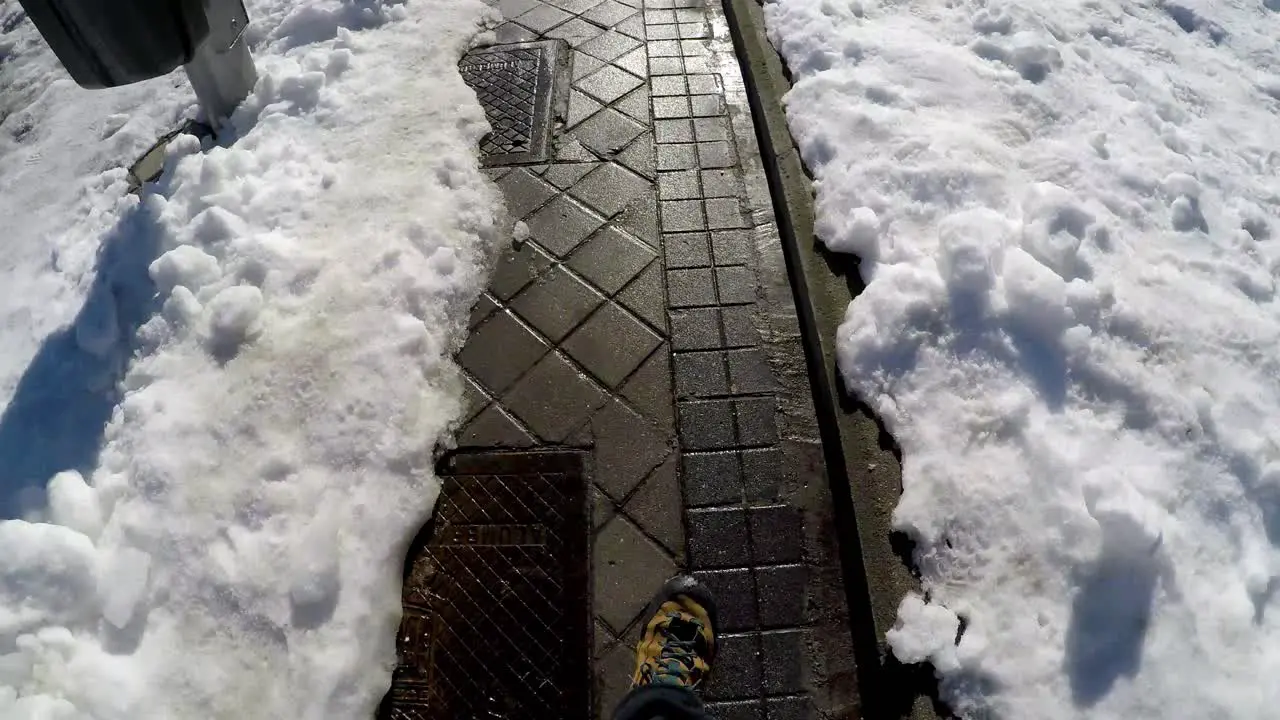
[631,575,718,691]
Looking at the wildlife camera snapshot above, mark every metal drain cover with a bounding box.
[381,450,590,720]
[459,39,569,166]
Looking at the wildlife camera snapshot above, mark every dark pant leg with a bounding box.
[612,685,713,720]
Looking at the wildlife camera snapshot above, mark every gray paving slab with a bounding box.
[452,0,851,711]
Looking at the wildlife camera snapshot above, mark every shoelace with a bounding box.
[644,613,704,686]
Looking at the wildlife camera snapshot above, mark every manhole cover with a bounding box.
[381,450,590,720]
[459,40,569,166]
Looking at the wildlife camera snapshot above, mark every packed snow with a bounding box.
[0,0,503,716]
[765,0,1280,716]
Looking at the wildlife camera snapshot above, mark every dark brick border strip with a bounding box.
[714,0,945,717]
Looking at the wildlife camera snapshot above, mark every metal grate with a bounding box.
[458,40,568,166]
[381,450,590,720]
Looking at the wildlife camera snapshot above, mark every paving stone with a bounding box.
[616,188,660,248]
[659,170,700,201]
[677,21,708,38]
[706,701,766,720]
[624,454,683,556]
[706,197,748,229]
[697,140,735,169]
[482,166,513,182]
[725,348,775,395]
[544,0,601,13]
[592,484,616,529]
[686,74,720,94]
[670,307,722,351]
[573,107,646,155]
[620,344,674,430]
[760,631,806,694]
[688,507,749,569]
[667,267,717,307]
[504,351,609,441]
[679,399,735,450]
[711,230,751,264]
[457,405,536,447]
[614,44,648,75]
[649,56,684,75]
[557,136,599,162]
[573,49,605,80]
[721,305,759,347]
[563,303,663,387]
[651,74,687,96]
[693,116,729,142]
[590,397,671,501]
[595,515,678,631]
[663,230,710,267]
[569,225,656,295]
[593,617,617,658]
[735,397,779,446]
[570,162,652,218]
[647,23,680,40]
[458,310,549,393]
[468,292,498,329]
[653,95,691,118]
[617,131,655,179]
[615,12,646,39]
[596,638,637,719]
[461,373,489,423]
[660,198,704,231]
[657,143,698,171]
[617,260,666,329]
[644,8,677,24]
[498,0,540,18]
[615,84,650,123]
[524,194,606,257]
[567,88,605,129]
[740,447,783,502]
[674,349,727,398]
[510,265,605,342]
[702,169,741,198]
[580,29,643,62]
[543,162,598,189]
[684,55,711,74]
[766,697,814,720]
[516,2,573,32]
[496,167,557,220]
[756,564,808,627]
[690,94,724,117]
[649,39,681,57]
[576,63,645,104]
[494,21,539,42]
[548,16,606,45]
[655,118,694,144]
[682,450,742,506]
[748,505,804,564]
[705,633,763,700]
[693,568,757,631]
[489,242,554,301]
[582,0,634,26]
[679,38,706,56]
[674,8,702,22]
[716,265,757,305]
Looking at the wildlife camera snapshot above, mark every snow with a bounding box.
[0,0,502,716]
[764,0,1280,716]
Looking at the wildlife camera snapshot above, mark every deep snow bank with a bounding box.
[765,0,1280,716]
[0,0,501,716]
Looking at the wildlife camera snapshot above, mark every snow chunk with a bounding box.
[1002,248,1068,337]
[149,245,223,293]
[203,285,264,358]
[936,208,1009,299]
[822,206,881,259]
[46,472,103,541]
[98,547,151,630]
[887,593,961,672]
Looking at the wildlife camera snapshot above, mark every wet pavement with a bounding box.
[442,0,861,715]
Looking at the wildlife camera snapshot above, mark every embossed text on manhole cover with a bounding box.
[380,450,590,720]
[459,40,569,166]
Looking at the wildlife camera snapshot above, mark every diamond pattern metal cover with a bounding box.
[380,451,590,720]
[460,40,569,166]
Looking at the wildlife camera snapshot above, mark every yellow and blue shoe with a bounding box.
[631,575,719,691]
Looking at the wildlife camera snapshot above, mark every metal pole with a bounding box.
[184,0,257,132]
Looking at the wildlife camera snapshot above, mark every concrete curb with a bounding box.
[715,0,945,716]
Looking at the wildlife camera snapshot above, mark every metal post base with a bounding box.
[183,0,257,132]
